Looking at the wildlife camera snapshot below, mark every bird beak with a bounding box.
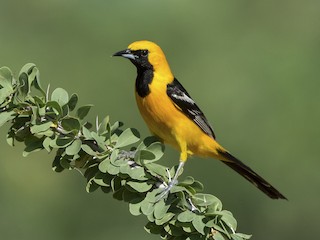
[112,49,136,60]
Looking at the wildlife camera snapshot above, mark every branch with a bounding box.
[0,64,251,240]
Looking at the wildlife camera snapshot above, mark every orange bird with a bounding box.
[113,40,286,200]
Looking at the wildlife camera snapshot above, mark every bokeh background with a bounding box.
[0,1,319,239]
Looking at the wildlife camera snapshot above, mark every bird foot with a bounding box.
[118,150,136,159]
[187,197,200,213]
[156,179,178,201]
[155,162,185,202]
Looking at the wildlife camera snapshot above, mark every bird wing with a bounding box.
[166,78,216,139]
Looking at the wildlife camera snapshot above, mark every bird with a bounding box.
[113,40,286,200]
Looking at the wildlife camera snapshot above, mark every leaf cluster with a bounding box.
[0,64,251,240]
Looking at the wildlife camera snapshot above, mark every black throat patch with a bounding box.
[135,67,154,98]
[127,49,154,98]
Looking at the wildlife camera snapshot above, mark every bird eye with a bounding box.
[141,50,148,57]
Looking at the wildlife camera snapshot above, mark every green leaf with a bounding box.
[82,126,92,139]
[65,139,82,155]
[19,64,44,96]
[33,96,45,107]
[109,148,120,164]
[221,210,237,232]
[179,222,194,233]
[84,165,99,180]
[170,185,192,195]
[107,163,120,175]
[110,121,123,133]
[46,101,62,116]
[68,93,78,111]
[76,104,93,120]
[146,141,164,161]
[145,188,164,203]
[18,64,34,99]
[114,128,140,148]
[0,111,16,127]
[59,155,72,169]
[190,180,204,192]
[81,144,96,156]
[0,88,12,107]
[140,199,155,216]
[111,177,122,192]
[113,188,125,201]
[212,231,226,240]
[86,179,99,193]
[98,152,120,175]
[129,202,142,216]
[94,172,114,187]
[155,212,175,225]
[0,67,15,106]
[99,158,111,173]
[177,210,196,223]
[112,156,128,167]
[137,136,159,150]
[61,117,80,132]
[192,215,205,235]
[179,176,195,186]
[0,66,14,85]
[51,88,69,106]
[164,224,184,237]
[100,186,111,194]
[93,177,110,187]
[127,166,148,181]
[23,136,44,156]
[55,136,74,148]
[231,233,252,240]
[126,181,152,193]
[136,149,155,164]
[136,137,164,163]
[154,199,170,220]
[192,193,222,207]
[43,137,52,152]
[122,188,143,203]
[91,131,107,151]
[19,63,35,78]
[61,105,69,118]
[118,164,131,176]
[30,121,53,134]
[98,115,109,134]
[144,222,164,235]
[52,154,64,172]
[144,163,167,178]
[146,212,155,223]
[6,130,14,147]
[30,67,45,96]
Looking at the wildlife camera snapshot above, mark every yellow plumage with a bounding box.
[113,40,286,200]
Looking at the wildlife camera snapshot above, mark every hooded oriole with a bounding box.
[113,40,286,200]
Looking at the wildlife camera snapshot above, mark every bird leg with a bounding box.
[118,149,136,159]
[187,197,200,213]
[156,161,185,200]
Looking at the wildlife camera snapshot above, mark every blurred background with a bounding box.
[0,0,319,239]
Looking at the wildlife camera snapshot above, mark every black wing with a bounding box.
[167,78,215,139]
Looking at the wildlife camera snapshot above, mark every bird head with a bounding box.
[113,40,172,76]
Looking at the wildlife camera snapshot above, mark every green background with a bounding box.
[0,1,319,239]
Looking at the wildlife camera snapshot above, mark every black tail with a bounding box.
[218,150,287,200]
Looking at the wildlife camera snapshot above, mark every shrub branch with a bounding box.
[0,64,251,240]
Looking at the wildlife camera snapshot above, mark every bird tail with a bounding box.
[217,150,287,200]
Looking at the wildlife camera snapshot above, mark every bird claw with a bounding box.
[155,162,185,201]
[156,179,177,201]
[187,197,200,213]
[154,167,179,201]
[118,150,136,159]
